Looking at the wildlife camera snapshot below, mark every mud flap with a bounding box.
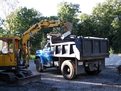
[16,74,41,86]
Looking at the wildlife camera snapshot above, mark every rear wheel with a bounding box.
[35,58,43,72]
[85,69,101,75]
[84,62,101,75]
[61,60,76,80]
[117,65,121,76]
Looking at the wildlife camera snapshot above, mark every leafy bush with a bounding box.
[30,55,35,60]
[109,47,114,54]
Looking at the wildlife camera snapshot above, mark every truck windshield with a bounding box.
[0,39,13,54]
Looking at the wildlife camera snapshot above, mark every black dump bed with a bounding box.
[76,36,109,60]
[49,35,109,60]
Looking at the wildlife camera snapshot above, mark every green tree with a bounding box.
[0,17,4,36]
[78,13,96,36]
[57,2,81,34]
[92,0,121,53]
[4,7,42,36]
[0,27,3,36]
[79,0,121,53]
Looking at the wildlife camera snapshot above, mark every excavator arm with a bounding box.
[22,21,61,46]
[21,20,72,67]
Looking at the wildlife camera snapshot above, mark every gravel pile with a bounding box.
[105,54,121,65]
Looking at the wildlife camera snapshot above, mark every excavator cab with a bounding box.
[0,36,41,85]
[0,36,20,70]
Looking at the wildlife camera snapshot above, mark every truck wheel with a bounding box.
[85,69,101,75]
[85,66,102,75]
[61,60,76,80]
[35,58,43,72]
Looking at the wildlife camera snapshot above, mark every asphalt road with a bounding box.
[0,61,121,91]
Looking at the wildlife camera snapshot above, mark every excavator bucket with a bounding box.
[16,74,41,86]
[61,22,73,40]
[64,22,73,31]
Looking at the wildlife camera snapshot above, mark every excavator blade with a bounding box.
[16,74,41,86]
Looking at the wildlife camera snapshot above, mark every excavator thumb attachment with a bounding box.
[16,74,41,86]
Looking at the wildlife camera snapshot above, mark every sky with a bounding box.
[18,0,105,16]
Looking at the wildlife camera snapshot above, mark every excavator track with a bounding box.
[0,71,16,82]
[0,70,41,86]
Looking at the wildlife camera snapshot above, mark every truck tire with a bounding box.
[85,65,101,75]
[85,69,101,75]
[35,58,43,72]
[61,60,76,80]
